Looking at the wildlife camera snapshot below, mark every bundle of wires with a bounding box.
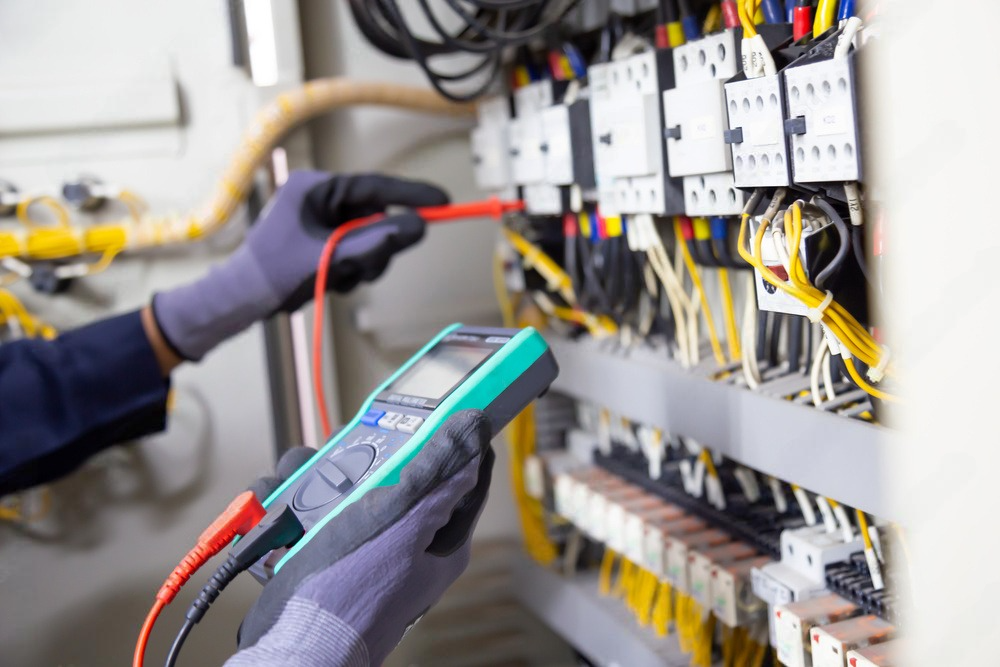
[347,0,584,101]
[737,198,897,402]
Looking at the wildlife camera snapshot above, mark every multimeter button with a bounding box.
[395,416,424,434]
[377,412,404,430]
[292,445,377,511]
[361,409,385,426]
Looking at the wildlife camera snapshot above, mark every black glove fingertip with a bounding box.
[248,475,281,502]
[276,446,318,481]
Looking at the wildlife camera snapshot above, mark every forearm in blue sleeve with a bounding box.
[0,310,171,495]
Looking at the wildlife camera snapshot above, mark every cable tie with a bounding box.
[806,290,834,323]
[867,344,891,383]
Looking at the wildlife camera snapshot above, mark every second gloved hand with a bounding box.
[227,410,494,667]
[153,171,448,361]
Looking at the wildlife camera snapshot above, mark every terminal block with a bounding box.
[713,556,773,628]
[811,615,894,667]
[846,639,901,667]
[775,594,860,667]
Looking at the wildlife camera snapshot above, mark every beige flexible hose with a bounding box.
[0,79,474,262]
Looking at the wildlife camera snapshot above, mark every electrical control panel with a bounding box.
[452,6,901,667]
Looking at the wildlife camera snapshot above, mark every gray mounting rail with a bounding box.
[547,335,899,519]
[514,556,689,667]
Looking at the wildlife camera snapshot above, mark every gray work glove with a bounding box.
[153,171,448,361]
[226,409,494,667]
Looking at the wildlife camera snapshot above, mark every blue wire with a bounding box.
[837,0,855,21]
[681,15,701,40]
[563,43,587,79]
[785,0,796,22]
[710,217,728,240]
[761,0,784,24]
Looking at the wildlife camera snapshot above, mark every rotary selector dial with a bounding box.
[292,444,377,511]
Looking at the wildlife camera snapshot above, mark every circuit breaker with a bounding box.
[589,49,683,215]
[663,29,746,216]
[784,54,862,183]
[470,96,514,193]
[725,73,792,187]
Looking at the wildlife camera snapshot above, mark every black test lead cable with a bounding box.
[164,506,304,667]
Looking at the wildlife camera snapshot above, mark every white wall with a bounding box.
[873,2,1000,665]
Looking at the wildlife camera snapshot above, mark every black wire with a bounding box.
[768,313,783,367]
[164,620,195,667]
[756,312,768,362]
[377,1,502,101]
[788,316,803,373]
[851,225,874,287]
[812,198,851,291]
[803,321,813,369]
[418,0,504,54]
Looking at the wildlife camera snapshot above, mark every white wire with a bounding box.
[646,232,694,366]
[834,17,863,59]
[823,343,837,401]
[741,275,762,389]
[843,181,864,226]
[810,337,829,406]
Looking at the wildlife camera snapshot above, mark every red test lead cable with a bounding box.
[311,197,524,437]
[133,491,267,667]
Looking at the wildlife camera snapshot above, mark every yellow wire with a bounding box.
[737,207,886,371]
[844,355,901,403]
[651,581,673,636]
[718,267,741,362]
[856,509,874,550]
[699,449,719,479]
[738,0,758,36]
[0,290,57,339]
[501,227,576,306]
[703,4,722,33]
[673,219,727,366]
[814,0,837,35]
[492,246,517,327]
[16,195,71,229]
[599,549,617,595]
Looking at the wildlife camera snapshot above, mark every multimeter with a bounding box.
[250,324,558,581]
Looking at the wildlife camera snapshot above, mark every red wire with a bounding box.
[310,198,524,439]
[312,215,381,437]
[133,599,165,667]
[132,491,266,667]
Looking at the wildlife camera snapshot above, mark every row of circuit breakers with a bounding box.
[471,25,859,217]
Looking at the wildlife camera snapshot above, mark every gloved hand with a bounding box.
[226,409,494,667]
[153,171,449,361]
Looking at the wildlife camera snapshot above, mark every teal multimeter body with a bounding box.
[250,324,558,581]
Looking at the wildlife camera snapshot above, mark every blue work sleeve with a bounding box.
[0,310,170,496]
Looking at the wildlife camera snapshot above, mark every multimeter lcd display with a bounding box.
[388,346,491,401]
